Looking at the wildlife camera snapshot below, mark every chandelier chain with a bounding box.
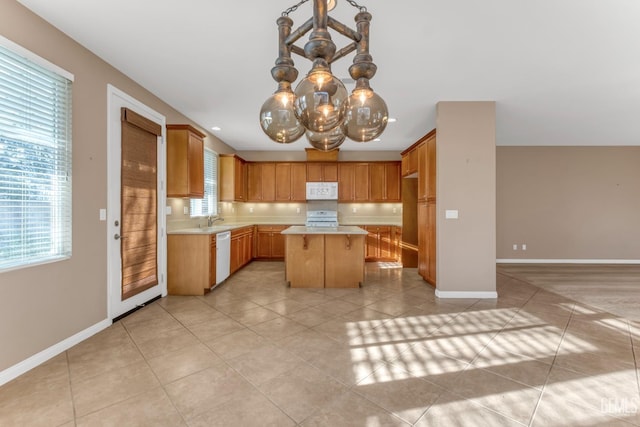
[282,0,367,16]
[282,0,311,16]
[345,0,367,12]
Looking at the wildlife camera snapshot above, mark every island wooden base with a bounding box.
[284,234,365,288]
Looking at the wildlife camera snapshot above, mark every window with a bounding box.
[190,148,217,217]
[0,38,73,272]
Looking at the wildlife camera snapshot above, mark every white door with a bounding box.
[107,85,167,320]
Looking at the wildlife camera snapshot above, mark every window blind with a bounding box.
[190,148,218,217]
[0,42,73,272]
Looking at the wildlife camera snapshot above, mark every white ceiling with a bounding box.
[17,0,640,152]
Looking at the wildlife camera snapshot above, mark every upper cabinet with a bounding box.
[166,124,205,198]
[338,163,369,202]
[307,162,338,182]
[219,154,246,202]
[369,162,401,202]
[276,163,307,202]
[247,162,275,202]
[418,132,436,202]
[401,145,419,177]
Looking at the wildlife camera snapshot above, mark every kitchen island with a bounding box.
[281,226,368,288]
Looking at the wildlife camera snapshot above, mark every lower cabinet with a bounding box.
[230,226,253,275]
[255,225,287,259]
[168,234,215,296]
[362,225,400,261]
[418,202,436,286]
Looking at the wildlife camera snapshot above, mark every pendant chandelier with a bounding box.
[259,0,388,151]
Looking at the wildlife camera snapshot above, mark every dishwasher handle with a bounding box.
[216,231,231,243]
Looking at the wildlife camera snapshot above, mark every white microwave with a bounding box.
[306,182,338,200]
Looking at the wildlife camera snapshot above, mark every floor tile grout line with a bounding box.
[64,350,78,426]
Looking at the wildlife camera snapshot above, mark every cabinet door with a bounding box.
[234,156,245,201]
[427,136,436,201]
[418,142,428,201]
[364,226,378,260]
[368,163,385,201]
[261,163,276,201]
[187,133,204,197]
[378,227,393,260]
[322,163,338,181]
[230,235,240,274]
[417,203,429,281]
[255,231,272,258]
[385,163,401,202]
[354,163,369,201]
[307,163,323,182]
[243,231,253,265]
[290,163,307,201]
[427,202,436,285]
[271,232,285,258]
[408,147,418,175]
[275,163,292,201]
[338,163,354,201]
[246,163,262,201]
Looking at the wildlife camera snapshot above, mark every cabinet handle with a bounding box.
[302,235,308,250]
[345,235,351,250]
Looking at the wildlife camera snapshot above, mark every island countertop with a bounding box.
[281,225,368,235]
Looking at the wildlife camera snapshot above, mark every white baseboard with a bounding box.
[435,290,498,299]
[0,318,111,386]
[497,259,640,264]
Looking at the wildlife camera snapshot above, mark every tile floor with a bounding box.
[1,262,639,426]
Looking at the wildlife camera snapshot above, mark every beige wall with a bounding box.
[497,146,640,260]
[0,0,234,371]
[436,102,496,295]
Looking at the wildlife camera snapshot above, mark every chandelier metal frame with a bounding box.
[260,0,388,151]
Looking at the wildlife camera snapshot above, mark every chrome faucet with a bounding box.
[207,216,224,227]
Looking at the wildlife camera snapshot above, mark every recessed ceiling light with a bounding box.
[373,138,381,142]
[387,118,397,123]
[211,126,221,131]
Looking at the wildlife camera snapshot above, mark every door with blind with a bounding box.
[107,85,166,320]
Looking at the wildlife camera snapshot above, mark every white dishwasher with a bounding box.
[216,231,231,285]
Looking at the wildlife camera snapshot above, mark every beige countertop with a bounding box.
[281,226,368,235]
[167,220,399,235]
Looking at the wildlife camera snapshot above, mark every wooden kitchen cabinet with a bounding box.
[418,202,436,285]
[418,131,436,202]
[167,233,215,295]
[275,163,307,202]
[307,162,338,182]
[369,162,401,202]
[246,162,276,202]
[400,144,419,177]
[230,226,253,274]
[363,225,397,261]
[338,163,369,202]
[220,154,246,202]
[255,225,287,259]
[166,124,205,198]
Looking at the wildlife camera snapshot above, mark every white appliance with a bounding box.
[306,182,338,200]
[215,231,231,285]
[306,210,339,227]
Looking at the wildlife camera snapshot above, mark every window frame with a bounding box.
[0,36,74,273]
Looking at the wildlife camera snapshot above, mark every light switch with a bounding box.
[99,209,106,221]
[445,210,459,219]
[166,206,172,215]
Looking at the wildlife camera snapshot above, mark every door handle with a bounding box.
[114,233,126,240]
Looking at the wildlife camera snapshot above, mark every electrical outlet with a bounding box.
[512,244,518,250]
[296,207,300,214]
[183,206,188,215]
[522,244,527,251]
[352,207,357,213]
[249,207,254,213]
[392,207,397,214]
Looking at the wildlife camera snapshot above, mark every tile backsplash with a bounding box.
[166,198,402,230]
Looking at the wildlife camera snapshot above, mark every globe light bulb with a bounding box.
[343,83,388,142]
[306,127,346,151]
[260,88,305,143]
[294,68,348,133]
